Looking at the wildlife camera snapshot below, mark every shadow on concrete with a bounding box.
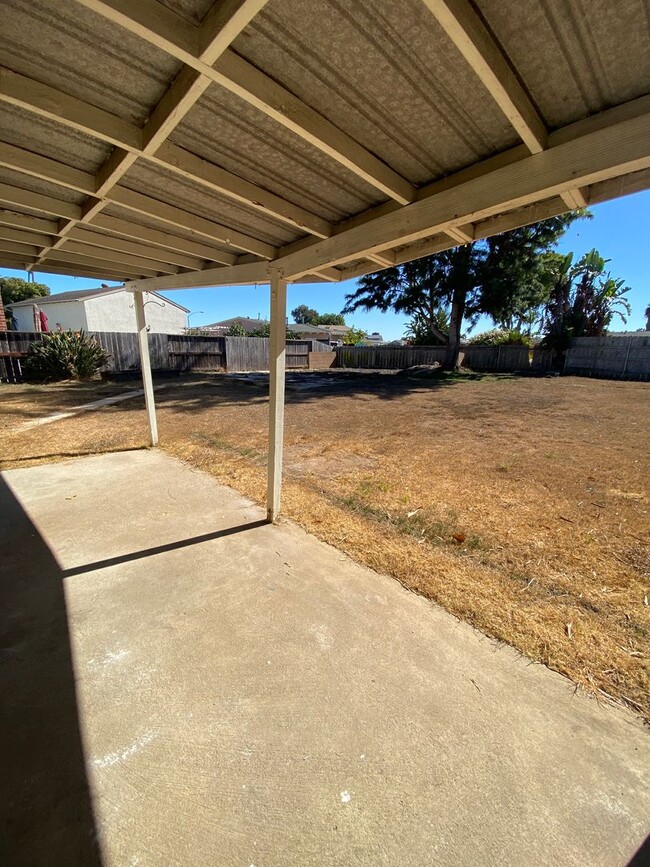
[61,519,269,577]
[0,475,103,866]
[0,445,148,468]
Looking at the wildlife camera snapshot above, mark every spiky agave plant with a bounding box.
[23,330,109,381]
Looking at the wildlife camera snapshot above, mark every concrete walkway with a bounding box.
[1,451,647,866]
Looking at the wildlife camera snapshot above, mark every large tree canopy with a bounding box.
[1,276,51,307]
[291,304,346,326]
[343,213,585,368]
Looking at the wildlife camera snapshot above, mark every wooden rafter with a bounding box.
[420,0,586,212]
[272,110,650,278]
[0,68,331,240]
[71,0,414,205]
[37,1,270,268]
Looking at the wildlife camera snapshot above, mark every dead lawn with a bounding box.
[1,371,648,720]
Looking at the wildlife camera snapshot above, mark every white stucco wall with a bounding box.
[84,291,187,333]
[11,301,88,332]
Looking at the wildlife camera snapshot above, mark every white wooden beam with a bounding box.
[0,209,58,235]
[419,1,586,213]
[307,267,341,283]
[92,2,270,196]
[52,240,179,274]
[133,290,159,447]
[0,67,330,239]
[108,186,275,259]
[127,260,269,292]
[90,214,234,265]
[71,0,414,204]
[0,240,40,257]
[272,109,650,278]
[65,228,200,270]
[420,0,547,152]
[267,270,287,523]
[445,225,474,244]
[44,252,156,278]
[31,263,135,281]
[0,226,54,247]
[0,143,253,263]
[0,184,81,221]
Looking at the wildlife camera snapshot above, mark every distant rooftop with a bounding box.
[202,316,336,336]
[8,285,189,312]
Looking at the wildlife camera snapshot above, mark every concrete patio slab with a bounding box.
[1,450,648,866]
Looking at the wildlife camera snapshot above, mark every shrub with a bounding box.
[23,330,109,382]
[466,328,533,347]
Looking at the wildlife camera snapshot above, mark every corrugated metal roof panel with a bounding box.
[0,0,183,125]
[0,168,85,205]
[158,0,214,25]
[171,87,384,224]
[0,103,111,173]
[119,160,299,246]
[231,0,519,185]
[100,203,242,258]
[477,0,650,128]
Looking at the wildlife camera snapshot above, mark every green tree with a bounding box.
[342,327,366,345]
[343,213,583,369]
[404,309,449,345]
[314,312,345,325]
[224,322,247,336]
[1,276,51,323]
[291,304,318,324]
[541,248,632,351]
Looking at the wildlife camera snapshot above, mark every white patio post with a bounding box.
[267,270,287,522]
[133,290,159,447]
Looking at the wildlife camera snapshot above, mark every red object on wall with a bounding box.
[39,309,49,332]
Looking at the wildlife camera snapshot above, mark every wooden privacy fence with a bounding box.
[565,334,650,380]
[0,330,42,383]
[337,345,447,369]
[4,331,648,382]
[336,343,535,372]
[0,331,331,381]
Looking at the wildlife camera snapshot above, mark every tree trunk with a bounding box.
[443,284,466,370]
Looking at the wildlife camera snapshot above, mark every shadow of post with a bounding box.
[0,476,102,865]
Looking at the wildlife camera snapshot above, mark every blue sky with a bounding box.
[3,189,648,340]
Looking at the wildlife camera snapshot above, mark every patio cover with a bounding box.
[1,0,649,517]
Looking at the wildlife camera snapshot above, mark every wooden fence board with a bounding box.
[3,330,647,382]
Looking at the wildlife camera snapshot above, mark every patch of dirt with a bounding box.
[1,371,648,720]
[284,444,377,479]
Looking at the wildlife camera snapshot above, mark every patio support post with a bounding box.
[133,290,159,447]
[267,270,287,522]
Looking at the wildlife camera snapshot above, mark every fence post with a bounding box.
[133,292,159,447]
[267,272,287,523]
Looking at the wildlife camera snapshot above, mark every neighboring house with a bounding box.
[7,285,188,334]
[201,316,271,335]
[202,316,335,342]
[360,332,385,345]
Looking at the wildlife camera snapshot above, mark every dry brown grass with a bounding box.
[1,371,648,720]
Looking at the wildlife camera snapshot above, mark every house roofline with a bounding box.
[7,286,189,314]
